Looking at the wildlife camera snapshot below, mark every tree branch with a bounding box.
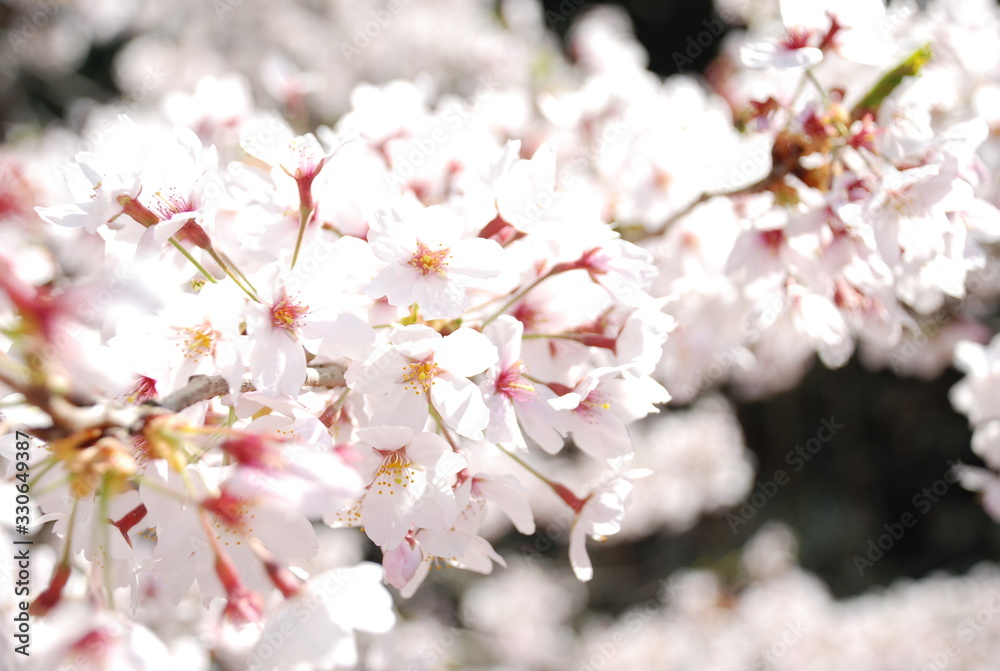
[157,362,347,412]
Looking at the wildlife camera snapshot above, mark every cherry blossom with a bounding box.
[346,324,498,439]
[247,563,395,671]
[354,425,466,550]
[365,206,504,320]
[480,315,564,452]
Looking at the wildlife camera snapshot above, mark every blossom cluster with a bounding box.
[2,0,1000,667]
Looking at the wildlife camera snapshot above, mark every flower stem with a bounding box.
[169,238,218,283]
[496,444,588,512]
[204,245,260,302]
[482,271,555,327]
[291,187,313,269]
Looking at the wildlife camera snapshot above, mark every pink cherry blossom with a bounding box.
[356,425,465,550]
[365,206,504,320]
[346,324,498,439]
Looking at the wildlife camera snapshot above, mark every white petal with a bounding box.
[370,385,430,431]
[435,328,499,377]
[432,375,491,440]
[569,524,593,582]
[475,475,536,535]
[358,425,415,450]
[447,237,504,279]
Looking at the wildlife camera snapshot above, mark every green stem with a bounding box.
[220,250,259,295]
[291,204,312,269]
[24,455,58,491]
[496,444,554,487]
[169,238,218,283]
[428,404,459,452]
[205,245,260,302]
[58,499,78,567]
[98,474,115,610]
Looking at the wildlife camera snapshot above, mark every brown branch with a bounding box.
[157,362,347,412]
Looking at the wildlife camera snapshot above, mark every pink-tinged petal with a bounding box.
[150,216,195,245]
[403,431,451,468]
[358,425,415,451]
[432,375,491,440]
[433,450,468,479]
[549,390,585,412]
[370,385,430,431]
[740,41,823,69]
[453,535,505,574]
[569,524,593,582]
[569,410,633,462]
[320,562,397,634]
[420,529,503,574]
[259,563,395,668]
[250,505,319,558]
[447,237,503,279]
[411,205,464,245]
[411,273,466,320]
[226,454,361,518]
[134,226,163,261]
[410,474,459,531]
[933,178,973,213]
[362,466,421,549]
[398,557,433,599]
[368,210,416,261]
[35,203,91,229]
[256,610,353,669]
[216,341,245,399]
[346,347,409,394]
[434,328,499,377]
[365,262,418,306]
[307,312,377,361]
[383,539,423,589]
[390,324,441,359]
[517,389,567,454]
[251,329,306,397]
[417,529,470,562]
[483,391,522,446]
[484,315,523,368]
[475,475,535,535]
